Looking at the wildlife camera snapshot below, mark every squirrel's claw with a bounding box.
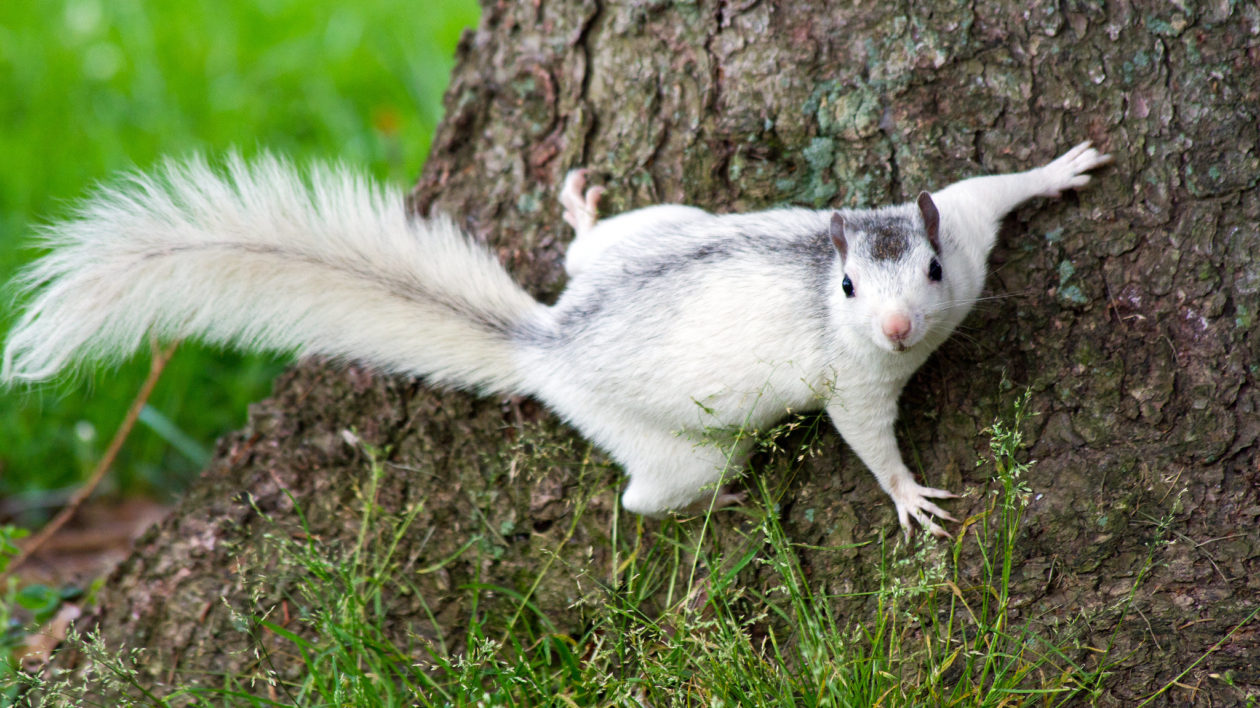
[892,481,958,539]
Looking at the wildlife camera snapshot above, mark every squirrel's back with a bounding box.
[516,208,840,431]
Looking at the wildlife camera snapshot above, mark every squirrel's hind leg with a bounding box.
[559,168,609,277]
[615,431,751,517]
[560,169,604,236]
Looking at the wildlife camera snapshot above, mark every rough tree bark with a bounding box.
[50,0,1257,704]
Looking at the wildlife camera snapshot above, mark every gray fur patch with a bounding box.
[529,210,836,348]
[868,224,910,261]
[844,208,921,263]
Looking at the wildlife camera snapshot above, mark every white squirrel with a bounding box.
[2,143,1110,536]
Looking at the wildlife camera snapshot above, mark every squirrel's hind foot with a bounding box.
[560,169,605,235]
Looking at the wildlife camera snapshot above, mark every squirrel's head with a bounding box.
[829,192,944,353]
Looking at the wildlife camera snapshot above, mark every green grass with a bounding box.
[0,0,480,504]
[20,390,1163,706]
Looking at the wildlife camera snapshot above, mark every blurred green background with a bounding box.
[0,0,481,516]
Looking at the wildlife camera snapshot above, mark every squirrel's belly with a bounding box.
[521,336,826,434]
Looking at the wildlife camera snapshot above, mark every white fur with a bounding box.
[2,143,1111,536]
[2,154,541,393]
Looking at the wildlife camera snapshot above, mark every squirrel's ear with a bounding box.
[829,212,848,262]
[917,191,941,254]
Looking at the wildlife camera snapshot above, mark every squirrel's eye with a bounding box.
[928,258,942,282]
[842,274,855,298]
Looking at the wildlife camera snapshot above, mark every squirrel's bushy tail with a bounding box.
[2,154,541,394]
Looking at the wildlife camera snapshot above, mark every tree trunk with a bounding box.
[50,0,1258,704]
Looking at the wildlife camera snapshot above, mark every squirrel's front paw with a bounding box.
[889,480,958,539]
[1038,141,1113,198]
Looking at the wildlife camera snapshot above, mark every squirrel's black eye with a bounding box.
[928,258,942,282]
[842,274,855,298]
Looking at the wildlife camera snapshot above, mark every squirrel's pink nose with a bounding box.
[882,313,912,342]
